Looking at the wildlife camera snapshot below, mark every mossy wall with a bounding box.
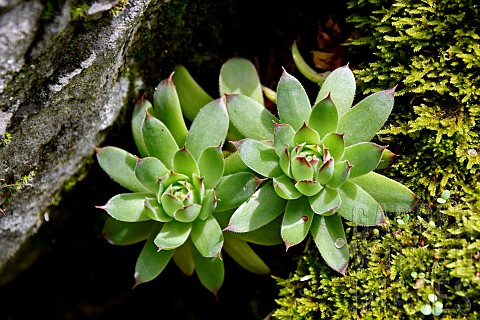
[274,0,480,318]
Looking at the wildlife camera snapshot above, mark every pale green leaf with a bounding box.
[229,217,283,246]
[277,70,312,130]
[198,146,224,189]
[191,216,223,258]
[223,233,270,274]
[102,217,155,245]
[173,146,200,178]
[191,246,224,296]
[316,66,356,117]
[154,220,192,250]
[273,123,295,158]
[343,142,384,178]
[135,157,168,194]
[281,197,314,250]
[309,96,339,139]
[99,193,153,222]
[234,138,283,178]
[308,187,341,214]
[142,114,178,169]
[220,57,264,105]
[131,99,152,157]
[214,172,260,212]
[172,240,195,276]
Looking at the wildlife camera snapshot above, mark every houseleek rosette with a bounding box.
[96,74,272,295]
[224,66,417,274]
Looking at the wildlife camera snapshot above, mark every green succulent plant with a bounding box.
[224,66,417,273]
[96,68,278,295]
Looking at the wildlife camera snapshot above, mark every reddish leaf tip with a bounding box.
[95,205,106,210]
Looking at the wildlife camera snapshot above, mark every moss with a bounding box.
[1,132,12,147]
[0,170,36,212]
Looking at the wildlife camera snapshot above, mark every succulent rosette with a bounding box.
[96,72,275,295]
[224,66,417,274]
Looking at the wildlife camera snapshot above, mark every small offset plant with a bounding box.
[96,60,281,295]
[223,64,417,273]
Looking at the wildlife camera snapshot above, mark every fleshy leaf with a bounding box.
[135,157,168,194]
[131,98,152,157]
[229,218,283,246]
[198,146,224,189]
[142,113,178,169]
[350,172,416,212]
[310,214,349,275]
[315,65,356,117]
[223,233,270,274]
[220,57,264,105]
[153,75,188,147]
[226,94,277,140]
[281,197,314,250]
[234,139,283,178]
[343,142,384,178]
[291,156,314,181]
[277,70,312,130]
[172,240,195,276]
[144,197,173,222]
[214,172,261,212]
[376,148,397,169]
[173,146,200,178]
[191,216,223,258]
[225,183,287,233]
[338,88,395,146]
[273,174,302,200]
[309,95,339,139]
[154,220,192,250]
[134,226,175,286]
[291,41,330,83]
[316,158,335,185]
[273,123,295,158]
[96,147,150,193]
[172,65,213,121]
[294,180,322,196]
[174,204,202,223]
[160,192,184,218]
[278,146,292,178]
[294,123,320,145]
[186,98,229,159]
[198,189,217,220]
[327,160,351,189]
[321,133,345,160]
[337,180,385,225]
[98,193,153,222]
[223,151,252,175]
[191,246,224,296]
[308,187,342,215]
[102,217,154,245]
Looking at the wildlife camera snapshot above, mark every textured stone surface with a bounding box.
[0,0,211,284]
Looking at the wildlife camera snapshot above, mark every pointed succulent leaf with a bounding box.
[262,85,277,104]
[294,123,321,145]
[173,146,200,178]
[277,70,311,130]
[174,204,202,223]
[160,192,184,218]
[135,157,168,194]
[229,218,283,245]
[309,95,339,139]
[337,180,385,225]
[172,240,195,276]
[98,193,152,222]
[315,65,356,117]
[309,187,342,215]
[376,148,397,169]
[291,41,329,83]
[226,94,277,140]
[278,146,292,178]
[234,139,283,178]
[153,75,188,147]
[295,180,322,196]
[310,214,349,275]
[350,172,416,212]
[281,197,314,250]
[97,147,150,193]
[186,98,229,159]
[191,173,204,202]
[191,216,223,258]
[321,133,345,160]
[220,57,264,105]
[131,98,152,157]
[134,226,175,286]
[291,156,314,181]
[172,65,213,121]
[191,246,224,296]
[343,142,384,178]
[327,160,351,189]
[225,183,287,233]
[159,172,188,191]
[223,233,270,274]
[316,157,335,185]
[198,146,224,189]
[102,217,154,245]
[142,113,178,169]
[198,189,217,220]
[273,174,302,200]
[144,197,173,222]
[223,151,252,175]
[273,123,295,158]
[338,88,395,146]
[154,220,192,250]
[215,172,261,212]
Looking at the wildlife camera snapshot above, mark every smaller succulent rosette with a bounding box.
[224,66,417,274]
